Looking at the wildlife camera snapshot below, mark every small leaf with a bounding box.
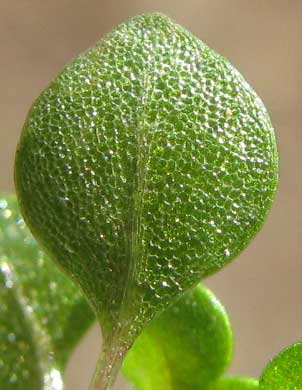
[15,13,278,387]
[122,284,232,390]
[259,343,302,390]
[0,195,95,389]
[209,377,259,389]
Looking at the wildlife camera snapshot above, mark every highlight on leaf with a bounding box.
[14,12,278,388]
[0,195,95,389]
[209,377,259,389]
[259,342,302,390]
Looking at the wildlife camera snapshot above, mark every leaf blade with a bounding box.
[209,377,259,390]
[259,343,302,390]
[122,284,233,390]
[14,12,279,385]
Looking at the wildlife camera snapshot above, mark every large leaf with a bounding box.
[259,343,302,390]
[0,195,95,389]
[123,284,232,389]
[14,13,278,388]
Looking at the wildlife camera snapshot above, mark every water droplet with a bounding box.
[3,209,12,219]
[224,249,230,257]
[9,373,17,384]
[0,199,7,209]
[49,282,57,291]
[1,261,12,279]
[161,281,169,288]
[16,218,25,228]
[7,333,16,343]
[5,280,13,288]
[44,368,63,390]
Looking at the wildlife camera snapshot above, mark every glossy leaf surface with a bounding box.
[0,195,95,389]
[123,284,232,389]
[259,343,302,390]
[15,13,278,387]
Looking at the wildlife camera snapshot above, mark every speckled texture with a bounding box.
[15,12,278,384]
[260,343,302,390]
[0,195,94,389]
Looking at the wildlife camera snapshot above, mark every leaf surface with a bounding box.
[14,13,278,386]
[0,195,95,389]
[123,284,232,390]
[259,343,302,390]
[209,377,259,389]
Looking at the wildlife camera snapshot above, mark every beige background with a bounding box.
[1,1,301,389]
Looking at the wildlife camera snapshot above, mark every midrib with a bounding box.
[117,33,157,338]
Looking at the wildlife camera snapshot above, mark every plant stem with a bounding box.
[89,342,124,390]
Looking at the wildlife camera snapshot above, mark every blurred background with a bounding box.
[1,1,301,388]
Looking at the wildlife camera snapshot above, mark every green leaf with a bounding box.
[209,377,259,389]
[259,343,302,390]
[122,284,232,390]
[14,13,278,387]
[0,195,95,389]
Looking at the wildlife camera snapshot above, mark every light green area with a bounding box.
[123,284,259,390]
[15,12,278,385]
[123,284,233,389]
[209,377,259,389]
[0,195,95,389]
[259,343,302,390]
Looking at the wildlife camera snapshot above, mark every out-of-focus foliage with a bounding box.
[0,195,95,389]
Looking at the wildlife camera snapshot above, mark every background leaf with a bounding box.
[122,284,233,390]
[0,265,43,389]
[259,343,302,390]
[209,377,259,389]
[0,194,95,388]
[15,12,278,385]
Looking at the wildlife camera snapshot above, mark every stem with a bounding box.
[89,342,124,390]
